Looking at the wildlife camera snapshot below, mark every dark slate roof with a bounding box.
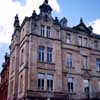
[59,18,100,40]
[73,18,91,33]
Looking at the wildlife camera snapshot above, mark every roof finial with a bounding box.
[44,0,48,4]
[14,14,19,27]
[14,14,20,32]
[80,17,83,24]
[32,10,36,17]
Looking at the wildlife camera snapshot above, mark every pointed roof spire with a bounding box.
[32,10,37,17]
[80,17,83,24]
[14,14,20,32]
[14,14,20,27]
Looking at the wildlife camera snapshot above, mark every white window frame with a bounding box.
[38,46,45,62]
[98,81,100,91]
[83,80,90,96]
[41,25,45,37]
[38,73,45,90]
[96,58,100,71]
[67,77,74,93]
[83,38,87,47]
[67,53,73,68]
[66,33,71,43]
[78,36,82,46]
[47,74,53,91]
[47,26,51,38]
[83,55,88,69]
[47,47,53,63]
[94,40,98,49]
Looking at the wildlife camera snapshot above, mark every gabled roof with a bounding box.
[73,18,91,33]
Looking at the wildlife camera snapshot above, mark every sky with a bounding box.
[0,0,100,72]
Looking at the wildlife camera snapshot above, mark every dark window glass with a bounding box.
[68,78,74,93]
[38,79,44,90]
[42,79,44,89]
[94,40,98,49]
[41,25,45,37]
[47,26,51,38]
[47,79,53,91]
[38,79,41,89]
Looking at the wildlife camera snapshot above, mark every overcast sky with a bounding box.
[0,0,100,72]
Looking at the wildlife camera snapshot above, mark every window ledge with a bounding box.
[96,71,100,73]
[66,66,75,69]
[81,68,91,71]
[36,89,53,93]
[38,61,55,65]
[67,92,76,95]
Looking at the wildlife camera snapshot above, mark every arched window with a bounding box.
[21,49,24,65]
[19,75,23,93]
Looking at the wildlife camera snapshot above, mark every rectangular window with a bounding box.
[94,40,98,49]
[38,73,45,90]
[83,56,88,69]
[10,80,14,95]
[38,46,45,62]
[83,38,87,47]
[47,26,51,38]
[67,53,73,68]
[83,80,90,97]
[47,47,53,63]
[78,36,82,46]
[68,78,74,93]
[89,39,93,48]
[41,25,45,37]
[47,74,53,91]
[21,49,24,65]
[96,58,100,71]
[19,75,23,93]
[66,34,71,43]
[98,81,100,91]
[12,56,15,72]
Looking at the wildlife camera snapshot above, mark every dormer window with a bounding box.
[47,26,51,38]
[41,25,51,38]
[94,40,98,49]
[83,38,87,47]
[78,36,82,46]
[66,33,71,43]
[41,25,45,37]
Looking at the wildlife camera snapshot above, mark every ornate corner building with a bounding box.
[8,0,100,100]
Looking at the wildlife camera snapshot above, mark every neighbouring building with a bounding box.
[0,75,1,84]
[0,53,10,100]
[8,0,100,100]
